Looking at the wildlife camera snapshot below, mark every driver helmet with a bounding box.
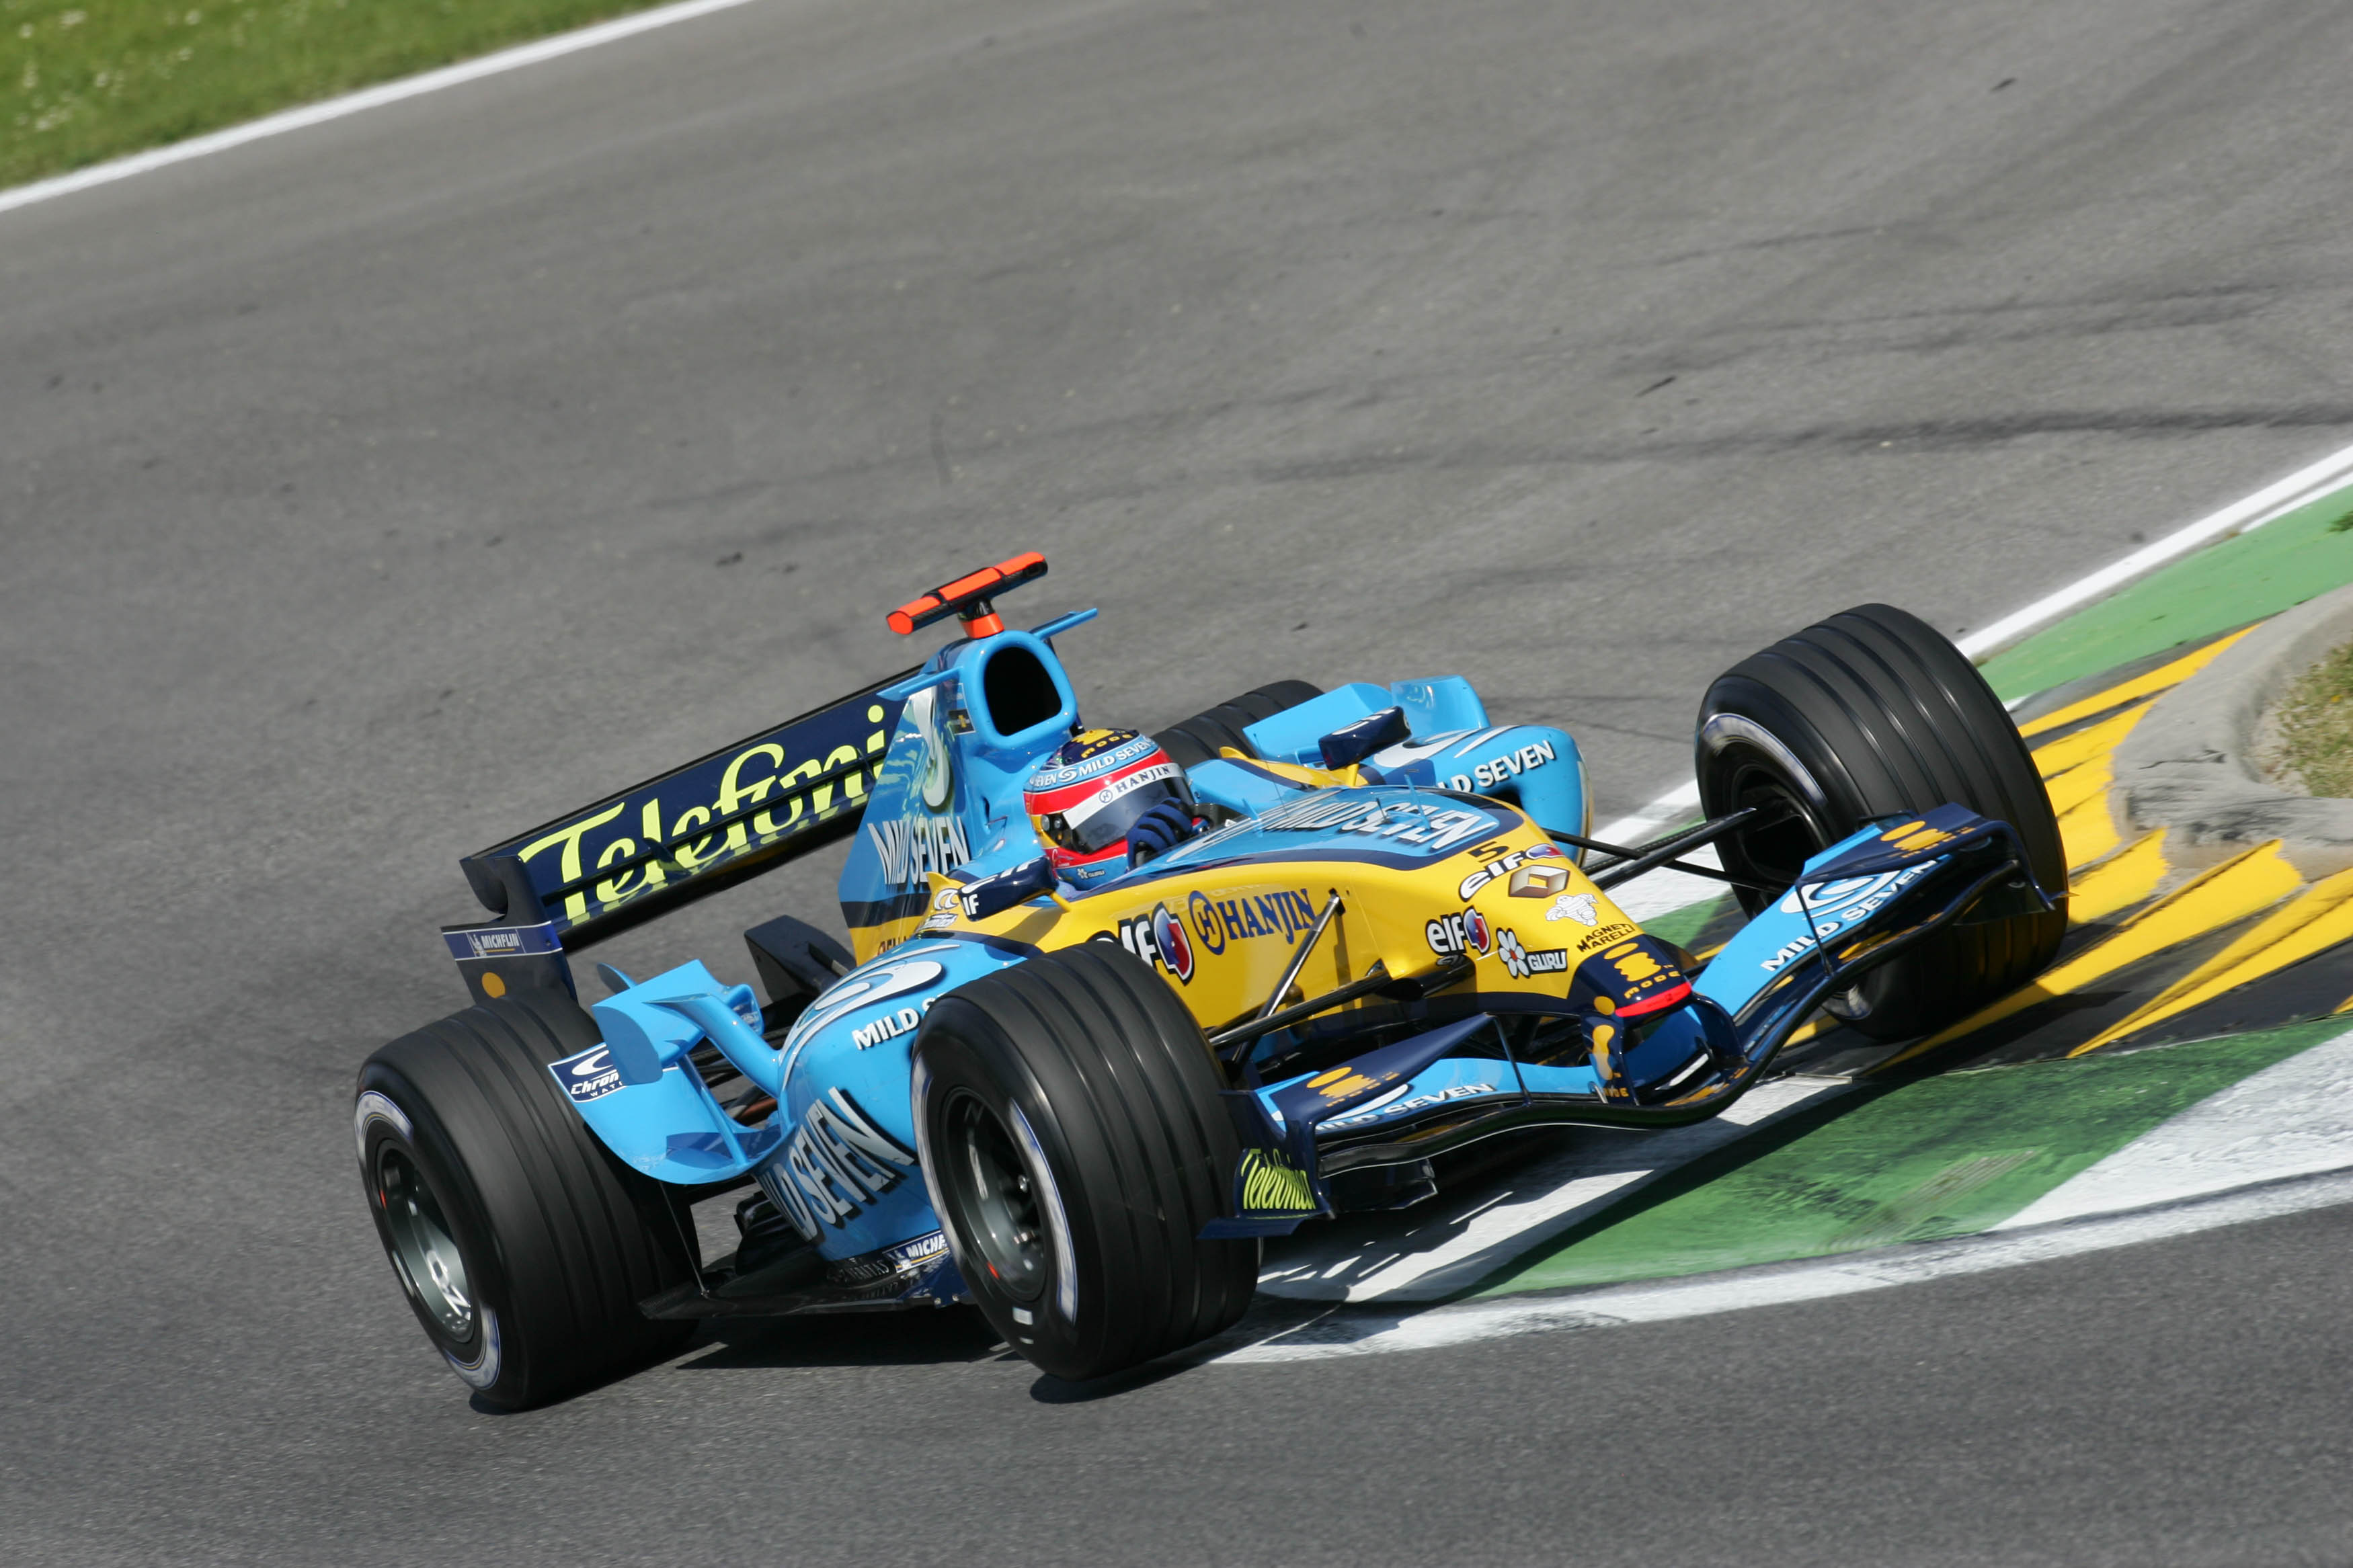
[1023,728,1195,889]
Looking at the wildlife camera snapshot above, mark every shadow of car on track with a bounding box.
[674,1307,1215,1403]
[674,1307,1006,1373]
[668,1307,1195,1401]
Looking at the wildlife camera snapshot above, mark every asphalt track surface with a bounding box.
[13,1,2353,1563]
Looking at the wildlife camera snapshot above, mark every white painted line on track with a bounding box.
[1213,1167,2353,1363]
[1606,841,1725,923]
[1591,787,1715,925]
[0,0,767,218]
[1593,783,1702,848]
[1996,1028,2353,1231]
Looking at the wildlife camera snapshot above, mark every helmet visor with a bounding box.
[1031,764,1194,855]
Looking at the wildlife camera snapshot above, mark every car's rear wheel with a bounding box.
[1696,603,2066,1040]
[913,945,1257,1381]
[1153,680,1323,768]
[355,989,697,1408]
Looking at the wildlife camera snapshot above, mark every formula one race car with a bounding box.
[354,553,2066,1404]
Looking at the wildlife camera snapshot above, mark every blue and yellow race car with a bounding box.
[354,553,2065,1402]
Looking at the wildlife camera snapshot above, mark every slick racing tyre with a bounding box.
[1153,679,1323,769]
[355,989,696,1409]
[913,944,1256,1381]
[1696,603,2066,1041]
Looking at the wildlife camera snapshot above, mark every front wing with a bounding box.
[1206,804,2053,1236]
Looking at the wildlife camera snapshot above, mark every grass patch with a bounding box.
[2265,638,2353,798]
[3,0,669,189]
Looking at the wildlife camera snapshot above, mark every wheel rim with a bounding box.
[376,1145,478,1342]
[1726,764,1832,894]
[939,1089,1049,1305]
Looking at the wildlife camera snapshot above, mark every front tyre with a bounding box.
[913,946,1257,1380]
[1696,603,2067,1040]
[355,990,696,1408]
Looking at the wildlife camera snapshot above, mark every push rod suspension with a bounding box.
[1553,808,1777,891]
[1210,954,1473,1054]
[1257,891,1345,1023]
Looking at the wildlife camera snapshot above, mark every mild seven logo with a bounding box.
[865,815,972,888]
[1254,793,1491,854]
[1780,870,1908,917]
[850,1005,925,1050]
[1760,863,1937,973]
[757,1088,919,1240]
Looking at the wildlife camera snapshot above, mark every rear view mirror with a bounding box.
[1318,706,1410,770]
[959,856,1057,919]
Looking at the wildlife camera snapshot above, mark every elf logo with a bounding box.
[1111,903,1196,983]
[1425,907,1492,958]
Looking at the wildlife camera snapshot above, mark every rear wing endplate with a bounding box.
[444,667,914,998]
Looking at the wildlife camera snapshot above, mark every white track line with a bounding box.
[1213,1167,2353,1362]
[1997,1029,2353,1229]
[0,0,766,218]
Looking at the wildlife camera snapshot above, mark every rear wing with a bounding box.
[444,668,914,1000]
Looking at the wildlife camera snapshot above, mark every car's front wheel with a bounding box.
[1696,602,2067,1040]
[913,945,1257,1380]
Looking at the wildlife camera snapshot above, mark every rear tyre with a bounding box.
[1154,679,1323,768]
[1696,603,2066,1040]
[913,945,1256,1380]
[355,989,697,1408]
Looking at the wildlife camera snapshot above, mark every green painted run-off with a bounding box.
[1981,483,2353,699]
[1468,1017,2345,1300]
[1642,895,1734,950]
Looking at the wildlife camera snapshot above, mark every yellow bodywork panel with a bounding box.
[851,815,1628,1036]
